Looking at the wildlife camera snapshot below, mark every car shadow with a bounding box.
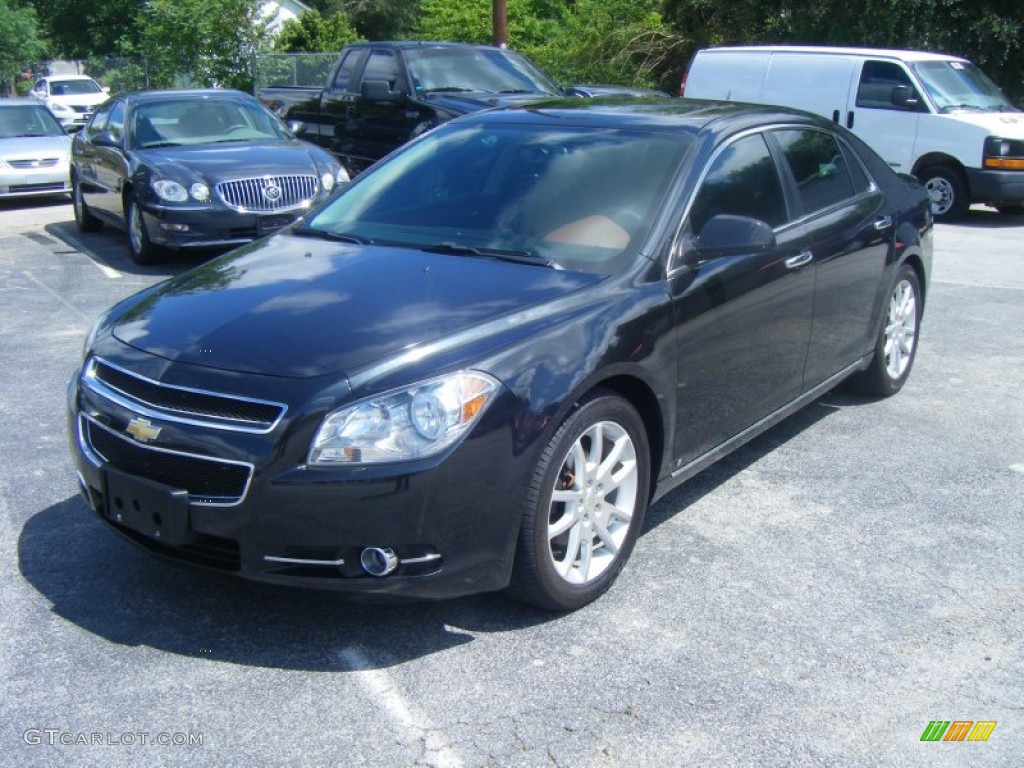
[19,388,879,671]
[18,496,559,672]
[954,206,1024,228]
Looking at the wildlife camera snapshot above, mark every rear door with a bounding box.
[768,126,891,385]
[669,131,816,467]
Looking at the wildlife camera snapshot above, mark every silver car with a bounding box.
[0,99,72,200]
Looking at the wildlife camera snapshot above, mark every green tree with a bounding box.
[416,0,563,49]
[0,0,48,95]
[273,8,363,52]
[29,0,142,59]
[342,0,423,39]
[140,0,277,91]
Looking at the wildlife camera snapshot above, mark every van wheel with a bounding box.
[920,165,969,221]
[507,392,650,611]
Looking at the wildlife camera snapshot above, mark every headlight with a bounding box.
[983,137,1024,170]
[152,179,188,202]
[337,166,350,185]
[189,182,210,201]
[309,371,500,465]
[321,172,335,192]
[49,103,73,115]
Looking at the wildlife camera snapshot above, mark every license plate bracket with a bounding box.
[103,467,192,547]
[257,213,295,235]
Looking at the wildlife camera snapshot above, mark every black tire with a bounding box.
[851,264,922,397]
[126,196,165,265]
[72,173,103,233]
[507,392,650,611]
[919,165,969,221]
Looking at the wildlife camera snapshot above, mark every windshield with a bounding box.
[911,60,1018,112]
[0,105,65,138]
[304,121,691,274]
[49,79,103,96]
[406,48,562,96]
[130,99,289,148]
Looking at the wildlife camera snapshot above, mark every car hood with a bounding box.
[137,141,330,181]
[111,233,601,378]
[0,135,71,157]
[48,92,109,108]
[421,90,559,115]
[940,110,1024,137]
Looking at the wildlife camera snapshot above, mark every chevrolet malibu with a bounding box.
[71,89,348,265]
[69,100,932,610]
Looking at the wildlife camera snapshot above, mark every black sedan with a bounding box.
[68,100,932,610]
[71,89,348,264]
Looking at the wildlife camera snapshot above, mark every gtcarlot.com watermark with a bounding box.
[24,729,203,747]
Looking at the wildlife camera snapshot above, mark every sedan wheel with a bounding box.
[852,264,922,397]
[126,197,164,265]
[72,176,103,232]
[508,392,649,611]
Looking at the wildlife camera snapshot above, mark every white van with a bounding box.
[682,46,1024,219]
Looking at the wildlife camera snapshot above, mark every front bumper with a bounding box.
[966,168,1024,206]
[0,164,72,198]
[67,357,525,600]
[140,202,310,250]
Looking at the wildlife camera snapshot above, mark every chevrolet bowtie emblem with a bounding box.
[126,417,162,443]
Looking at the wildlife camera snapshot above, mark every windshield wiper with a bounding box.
[418,242,553,267]
[291,227,370,245]
[422,86,477,93]
[941,103,992,112]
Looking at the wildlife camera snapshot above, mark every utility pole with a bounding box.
[493,0,507,48]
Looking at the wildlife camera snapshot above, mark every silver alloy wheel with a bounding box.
[925,176,954,217]
[884,278,917,380]
[128,201,144,254]
[546,420,639,585]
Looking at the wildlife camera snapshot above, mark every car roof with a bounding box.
[461,98,834,137]
[349,41,510,52]
[700,45,967,64]
[0,98,53,107]
[41,74,99,81]
[115,89,256,105]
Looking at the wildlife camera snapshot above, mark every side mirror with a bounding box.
[694,214,776,259]
[891,85,920,110]
[361,80,402,103]
[91,130,121,148]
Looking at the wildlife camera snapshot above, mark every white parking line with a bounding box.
[337,646,465,768]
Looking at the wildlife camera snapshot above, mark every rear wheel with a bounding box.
[126,196,165,265]
[920,165,969,221]
[72,174,103,232]
[508,392,650,611]
[851,264,922,397]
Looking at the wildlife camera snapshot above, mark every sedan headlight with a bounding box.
[321,172,335,192]
[152,179,188,202]
[49,102,73,115]
[309,371,500,465]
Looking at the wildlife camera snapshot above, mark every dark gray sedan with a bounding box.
[71,89,348,264]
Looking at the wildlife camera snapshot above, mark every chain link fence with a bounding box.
[252,53,336,93]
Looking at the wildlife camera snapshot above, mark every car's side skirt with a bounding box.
[654,354,870,503]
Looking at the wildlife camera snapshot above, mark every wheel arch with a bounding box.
[912,153,967,187]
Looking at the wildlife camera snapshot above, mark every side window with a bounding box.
[330,50,364,93]
[774,129,856,215]
[85,101,114,137]
[34,80,48,95]
[856,61,922,111]
[106,101,125,143]
[689,134,789,234]
[838,139,872,194]
[362,50,401,92]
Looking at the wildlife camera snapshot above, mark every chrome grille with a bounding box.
[8,158,61,169]
[84,358,287,433]
[82,416,253,506]
[216,174,319,213]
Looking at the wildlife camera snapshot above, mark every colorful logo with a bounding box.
[920,721,997,742]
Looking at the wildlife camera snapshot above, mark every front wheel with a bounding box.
[508,392,650,611]
[851,264,922,397]
[920,165,969,221]
[126,196,165,265]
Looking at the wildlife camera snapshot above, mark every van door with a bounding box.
[762,54,857,122]
[845,59,926,173]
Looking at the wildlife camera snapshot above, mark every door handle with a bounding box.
[873,215,893,231]
[785,250,813,270]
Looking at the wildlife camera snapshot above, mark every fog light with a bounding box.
[160,222,190,232]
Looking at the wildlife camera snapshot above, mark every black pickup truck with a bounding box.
[258,41,574,175]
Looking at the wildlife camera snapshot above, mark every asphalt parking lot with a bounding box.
[1,196,1021,766]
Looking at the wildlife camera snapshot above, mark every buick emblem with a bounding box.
[126,417,161,444]
[263,182,282,202]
